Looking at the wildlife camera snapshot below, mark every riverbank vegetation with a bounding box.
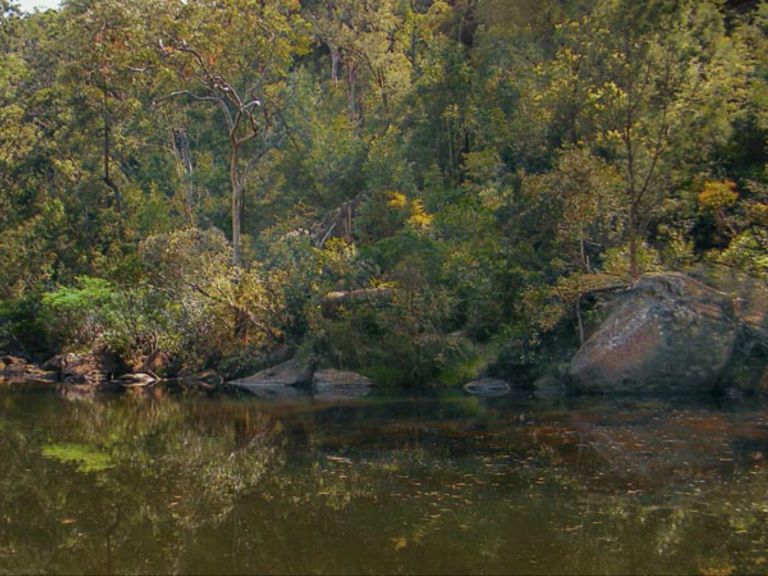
[1,0,766,386]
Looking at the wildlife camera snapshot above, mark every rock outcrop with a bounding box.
[0,356,58,384]
[568,273,739,394]
[58,352,122,388]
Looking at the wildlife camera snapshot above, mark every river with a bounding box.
[1,384,767,574]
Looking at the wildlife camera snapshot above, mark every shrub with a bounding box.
[41,277,121,350]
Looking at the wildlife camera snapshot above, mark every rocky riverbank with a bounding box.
[4,273,767,402]
[466,273,768,399]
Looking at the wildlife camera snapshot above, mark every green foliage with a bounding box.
[39,276,176,362]
[717,229,768,278]
[0,293,48,354]
[41,277,121,349]
[0,0,765,384]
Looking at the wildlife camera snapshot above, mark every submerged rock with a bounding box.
[312,369,372,400]
[228,358,311,398]
[462,378,511,398]
[568,272,739,394]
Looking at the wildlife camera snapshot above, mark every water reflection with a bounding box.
[1,386,768,574]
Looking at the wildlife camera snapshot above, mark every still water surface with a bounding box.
[2,384,768,574]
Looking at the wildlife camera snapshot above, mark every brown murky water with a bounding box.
[1,384,768,574]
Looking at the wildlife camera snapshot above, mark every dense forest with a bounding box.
[1,0,767,389]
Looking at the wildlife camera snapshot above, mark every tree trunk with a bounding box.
[102,85,122,214]
[628,202,639,280]
[330,45,340,85]
[230,144,242,267]
[347,61,357,121]
[172,129,195,227]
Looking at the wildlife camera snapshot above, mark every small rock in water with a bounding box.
[228,358,311,398]
[113,373,157,388]
[312,369,372,400]
[463,378,511,398]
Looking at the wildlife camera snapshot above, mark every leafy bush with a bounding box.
[41,277,122,350]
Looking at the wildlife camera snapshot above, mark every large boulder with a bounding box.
[312,369,372,400]
[568,273,739,394]
[228,358,311,399]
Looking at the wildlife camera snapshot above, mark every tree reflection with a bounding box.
[1,391,768,574]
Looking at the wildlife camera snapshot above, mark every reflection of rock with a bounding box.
[568,273,739,394]
[533,374,566,398]
[57,383,97,401]
[312,369,372,400]
[228,359,311,398]
[463,378,511,398]
[178,370,223,391]
[237,383,305,400]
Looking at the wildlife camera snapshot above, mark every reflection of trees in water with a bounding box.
[0,395,285,573]
[2,394,768,573]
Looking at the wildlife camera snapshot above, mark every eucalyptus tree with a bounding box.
[58,0,159,218]
[0,4,71,296]
[539,0,747,279]
[306,0,415,123]
[155,0,308,266]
